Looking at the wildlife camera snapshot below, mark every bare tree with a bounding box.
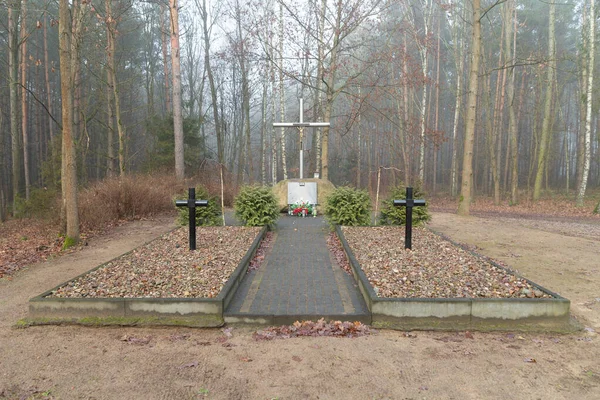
[457,0,481,216]
[170,0,184,179]
[58,0,87,245]
[8,0,21,213]
[576,0,594,206]
[533,0,556,201]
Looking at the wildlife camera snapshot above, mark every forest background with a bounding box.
[1,0,600,245]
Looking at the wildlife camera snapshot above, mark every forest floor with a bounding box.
[1,201,600,399]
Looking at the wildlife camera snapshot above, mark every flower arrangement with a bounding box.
[289,201,316,217]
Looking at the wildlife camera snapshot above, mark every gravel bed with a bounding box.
[49,226,260,299]
[342,226,551,299]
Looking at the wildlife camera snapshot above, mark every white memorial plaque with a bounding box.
[287,182,317,205]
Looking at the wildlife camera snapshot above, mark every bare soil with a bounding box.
[1,212,600,400]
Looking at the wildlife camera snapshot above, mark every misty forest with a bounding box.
[1,0,600,243]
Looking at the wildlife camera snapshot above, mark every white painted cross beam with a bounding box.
[273,98,330,179]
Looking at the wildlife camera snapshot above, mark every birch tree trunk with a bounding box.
[197,0,223,164]
[170,0,184,179]
[457,0,481,216]
[576,0,594,206]
[416,0,432,184]
[533,0,556,201]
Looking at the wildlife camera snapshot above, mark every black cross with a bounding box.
[393,187,426,250]
[175,188,208,250]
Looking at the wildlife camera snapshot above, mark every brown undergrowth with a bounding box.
[1,173,239,279]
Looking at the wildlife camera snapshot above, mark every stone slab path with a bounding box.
[225,216,369,324]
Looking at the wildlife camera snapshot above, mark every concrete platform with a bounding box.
[335,226,573,332]
[27,226,267,327]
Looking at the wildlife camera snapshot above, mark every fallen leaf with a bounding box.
[120,335,151,345]
[239,357,252,362]
[179,361,199,368]
[222,327,233,337]
[465,331,474,339]
[292,356,302,362]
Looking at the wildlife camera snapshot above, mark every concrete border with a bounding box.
[28,226,268,327]
[335,226,573,332]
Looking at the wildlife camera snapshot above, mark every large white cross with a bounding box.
[273,98,330,179]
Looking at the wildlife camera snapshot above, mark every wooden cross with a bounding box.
[273,98,330,179]
[175,188,208,250]
[393,187,426,250]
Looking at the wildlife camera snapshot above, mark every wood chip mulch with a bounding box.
[49,226,260,299]
[341,226,552,299]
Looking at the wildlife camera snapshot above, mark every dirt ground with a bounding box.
[1,212,599,400]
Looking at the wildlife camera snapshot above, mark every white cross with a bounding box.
[273,98,330,179]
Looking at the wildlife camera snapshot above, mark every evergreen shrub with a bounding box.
[234,186,279,226]
[324,186,371,226]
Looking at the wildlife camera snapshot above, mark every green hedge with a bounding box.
[324,186,371,226]
[379,185,430,226]
[234,185,279,226]
[175,186,222,226]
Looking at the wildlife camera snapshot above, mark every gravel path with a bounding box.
[342,226,550,299]
[49,226,260,299]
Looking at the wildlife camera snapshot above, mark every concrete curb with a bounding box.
[27,226,268,327]
[335,225,574,332]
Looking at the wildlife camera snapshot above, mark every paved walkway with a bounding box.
[225,216,369,324]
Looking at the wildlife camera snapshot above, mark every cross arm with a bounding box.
[393,199,426,207]
[175,200,209,207]
[273,122,331,128]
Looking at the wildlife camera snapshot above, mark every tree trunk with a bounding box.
[576,0,594,206]
[416,0,432,184]
[457,0,481,216]
[20,0,30,200]
[8,0,21,213]
[170,0,184,179]
[43,9,58,185]
[160,4,171,114]
[59,0,80,245]
[320,1,343,182]
[105,0,126,176]
[235,0,252,183]
[533,0,556,201]
[505,0,519,205]
[199,0,223,165]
